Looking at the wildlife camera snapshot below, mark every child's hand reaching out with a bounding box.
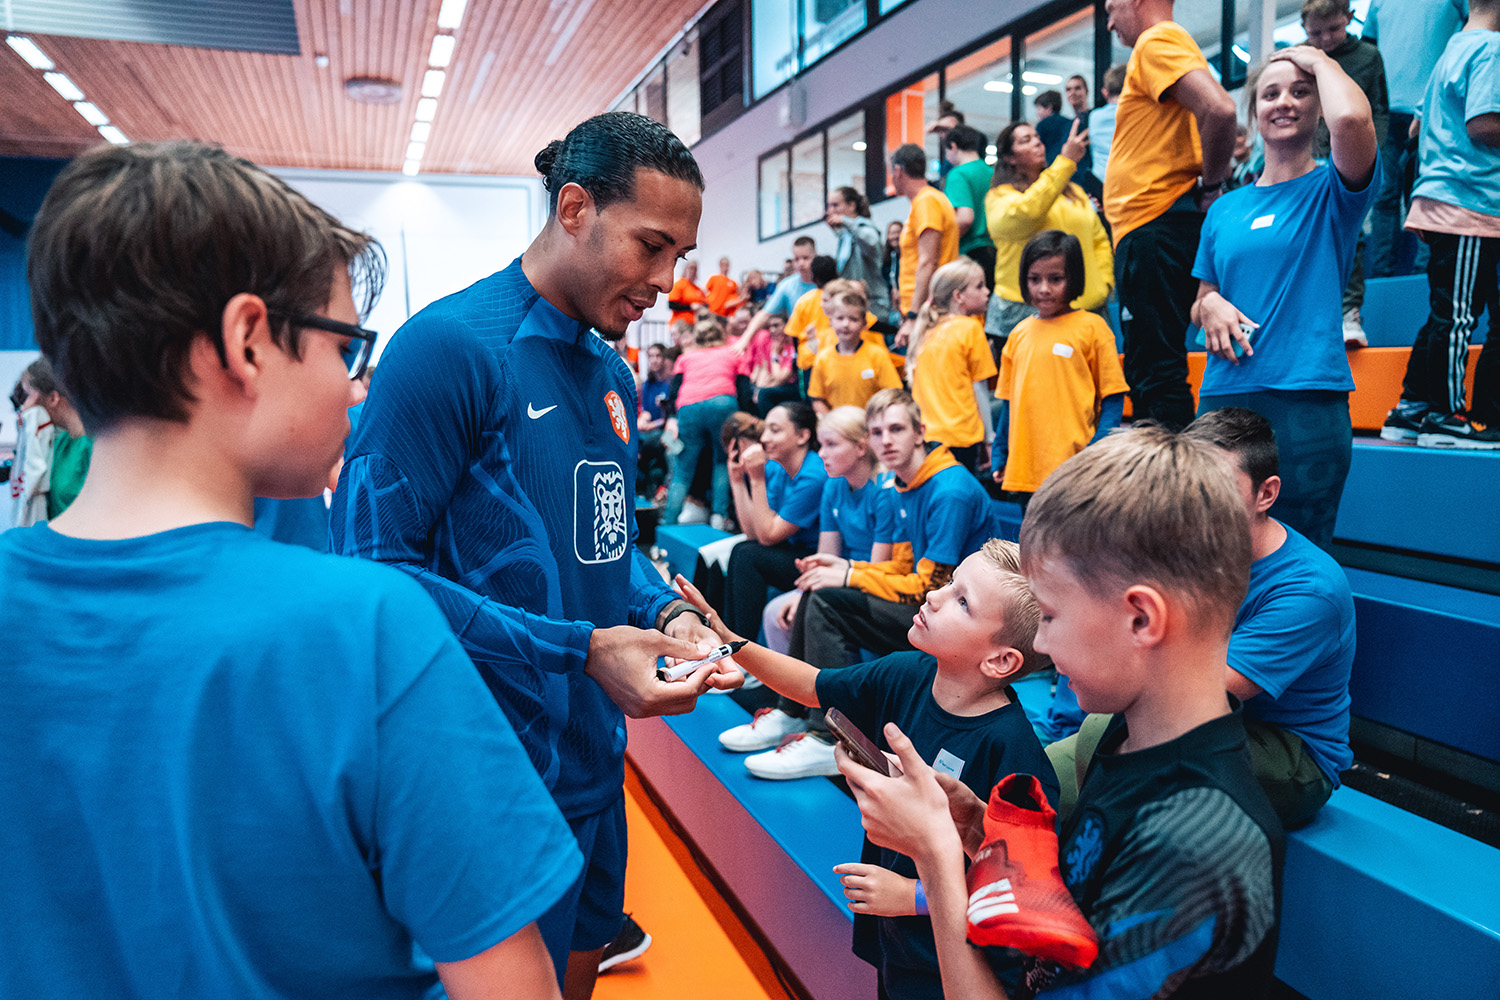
[832,862,919,916]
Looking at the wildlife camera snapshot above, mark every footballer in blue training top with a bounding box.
[332,112,737,997]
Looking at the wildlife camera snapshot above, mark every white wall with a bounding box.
[688,0,1053,272]
[274,168,545,363]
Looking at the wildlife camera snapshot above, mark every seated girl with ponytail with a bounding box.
[904,256,998,480]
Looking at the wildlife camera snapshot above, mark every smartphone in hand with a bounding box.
[826,708,902,777]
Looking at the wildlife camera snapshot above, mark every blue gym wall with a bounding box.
[0,156,68,351]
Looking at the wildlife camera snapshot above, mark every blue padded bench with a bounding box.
[1343,568,1500,765]
[1335,441,1500,565]
[1362,274,1489,348]
[656,523,732,582]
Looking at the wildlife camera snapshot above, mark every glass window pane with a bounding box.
[666,30,701,146]
[879,0,913,12]
[1021,8,1095,123]
[760,151,791,237]
[642,63,667,125]
[944,35,1014,170]
[826,110,867,196]
[752,0,797,99]
[883,72,938,195]
[802,0,865,69]
[791,132,825,229]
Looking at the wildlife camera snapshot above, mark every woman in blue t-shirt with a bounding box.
[721,401,828,639]
[1190,46,1378,548]
[758,406,894,655]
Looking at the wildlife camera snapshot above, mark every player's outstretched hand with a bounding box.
[585,625,717,718]
[837,723,962,863]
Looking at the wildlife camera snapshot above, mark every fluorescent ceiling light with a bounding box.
[414,97,438,122]
[44,72,86,102]
[98,125,128,145]
[421,69,445,98]
[6,35,54,70]
[852,140,867,151]
[985,155,997,165]
[403,159,421,176]
[406,141,426,161]
[72,101,108,125]
[428,34,456,67]
[436,0,470,30]
[986,144,997,154]
[1022,85,1037,96]
[983,80,1013,93]
[1021,71,1062,85]
[1232,44,1251,62]
[410,121,431,143]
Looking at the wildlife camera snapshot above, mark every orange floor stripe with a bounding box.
[593,766,795,1000]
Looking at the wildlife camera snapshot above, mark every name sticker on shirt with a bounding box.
[1052,343,1074,359]
[932,748,966,780]
[1252,214,1276,230]
[861,368,876,379]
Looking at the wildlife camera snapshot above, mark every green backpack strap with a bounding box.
[1044,713,1115,824]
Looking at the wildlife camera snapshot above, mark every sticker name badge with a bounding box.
[574,460,628,565]
[1252,214,1276,230]
[861,368,876,379]
[932,748,966,780]
[1052,342,1074,359]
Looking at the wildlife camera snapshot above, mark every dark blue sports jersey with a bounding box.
[332,257,676,818]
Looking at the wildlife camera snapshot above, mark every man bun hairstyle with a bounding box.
[535,111,703,215]
[28,140,384,433]
[1184,407,1280,490]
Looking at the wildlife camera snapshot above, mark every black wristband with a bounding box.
[905,310,919,321]
[659,601,710,632]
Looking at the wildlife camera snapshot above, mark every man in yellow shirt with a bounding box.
[1103,0,1237,428]
[889,143,959,347]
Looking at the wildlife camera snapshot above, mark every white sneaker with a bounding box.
[745,732,840,779]
[719,708,806,751]
[1343,308,1368,348]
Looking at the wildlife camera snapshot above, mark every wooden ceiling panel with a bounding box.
[0,0,709,175]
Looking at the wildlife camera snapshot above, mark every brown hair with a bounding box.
[1300,0,1351,19]
[979,538,1050,677]
[1245,55,1318,134]
[693,317,727,347]
[28,141,383,432]
[1019,425,1252,638]
[823,278,867,313]
[720,410,765,452]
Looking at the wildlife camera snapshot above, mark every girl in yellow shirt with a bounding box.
[905,257,998,478]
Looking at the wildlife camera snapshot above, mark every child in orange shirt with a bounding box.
[808,283,902,415]
[906,256,997,479]
[994,230,1128,502]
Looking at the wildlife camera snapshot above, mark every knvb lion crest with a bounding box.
[574,460,627,564]
[604,390,630,444]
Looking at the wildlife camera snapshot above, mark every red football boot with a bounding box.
[965,773,1099,969]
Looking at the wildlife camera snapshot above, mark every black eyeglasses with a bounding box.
[290,315,379,380]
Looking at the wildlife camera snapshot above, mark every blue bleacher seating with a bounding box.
[1335,441,1500,565]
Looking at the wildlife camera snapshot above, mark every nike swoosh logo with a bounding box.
[527,403,558,419]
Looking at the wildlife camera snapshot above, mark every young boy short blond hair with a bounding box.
[808,281,902,414]
[835,425,1285,1000]
[677,537,1055,1000]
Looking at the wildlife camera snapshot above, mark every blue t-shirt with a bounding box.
[333,257,676,818]
[1231,523,1357,785]
[766,450,827,551]
[816,652,1056,1000]
[640,375,671,422]
[764,273,817,317]
[818,471,895,562]
[1413,30,1500,217]
[0,523,581,998]
[1193,161,1377,396]
[895,457,996,567]
[1365,0,1470,114]
[1089,103,1118,184]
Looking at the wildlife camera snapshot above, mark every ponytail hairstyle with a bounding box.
[535,112,702,216]
[907,256,985,381]
[819,405,878,471]
[834,185,872,218]
[693,316,727,347]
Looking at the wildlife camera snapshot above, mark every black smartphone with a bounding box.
[826,708,901,778]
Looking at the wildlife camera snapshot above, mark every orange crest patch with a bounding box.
[605,390,630,444]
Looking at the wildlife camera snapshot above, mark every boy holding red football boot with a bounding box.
[675,539,1055,1000]
[841,425,1284,998]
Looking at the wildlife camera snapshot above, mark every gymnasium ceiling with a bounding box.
[0,0,708,175]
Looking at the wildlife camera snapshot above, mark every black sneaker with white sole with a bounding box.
[598,914,651,972]
[1380,404,1427,443]
[1415,412,1500,450]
